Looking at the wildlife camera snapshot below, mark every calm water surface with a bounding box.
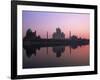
[23,45,89,68]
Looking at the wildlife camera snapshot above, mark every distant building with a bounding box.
[69,31,78,40]
[52,28,65,39]
[70,35,78,40]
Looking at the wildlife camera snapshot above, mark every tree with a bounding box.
[26,28,33,40]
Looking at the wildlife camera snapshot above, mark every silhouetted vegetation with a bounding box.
[23,28,89,46]
[23,28,41,41]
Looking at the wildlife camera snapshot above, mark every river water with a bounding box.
[23,45,89,68]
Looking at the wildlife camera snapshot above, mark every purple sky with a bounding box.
[22,11,90,39]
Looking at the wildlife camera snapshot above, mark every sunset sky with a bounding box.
[22,11,90,39]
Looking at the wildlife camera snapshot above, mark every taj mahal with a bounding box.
[52,28,65,39]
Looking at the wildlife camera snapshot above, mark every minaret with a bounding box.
[46,32,48,55]
[69,31,71,39]
[47,32,48,39]
[69,31,71,55]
